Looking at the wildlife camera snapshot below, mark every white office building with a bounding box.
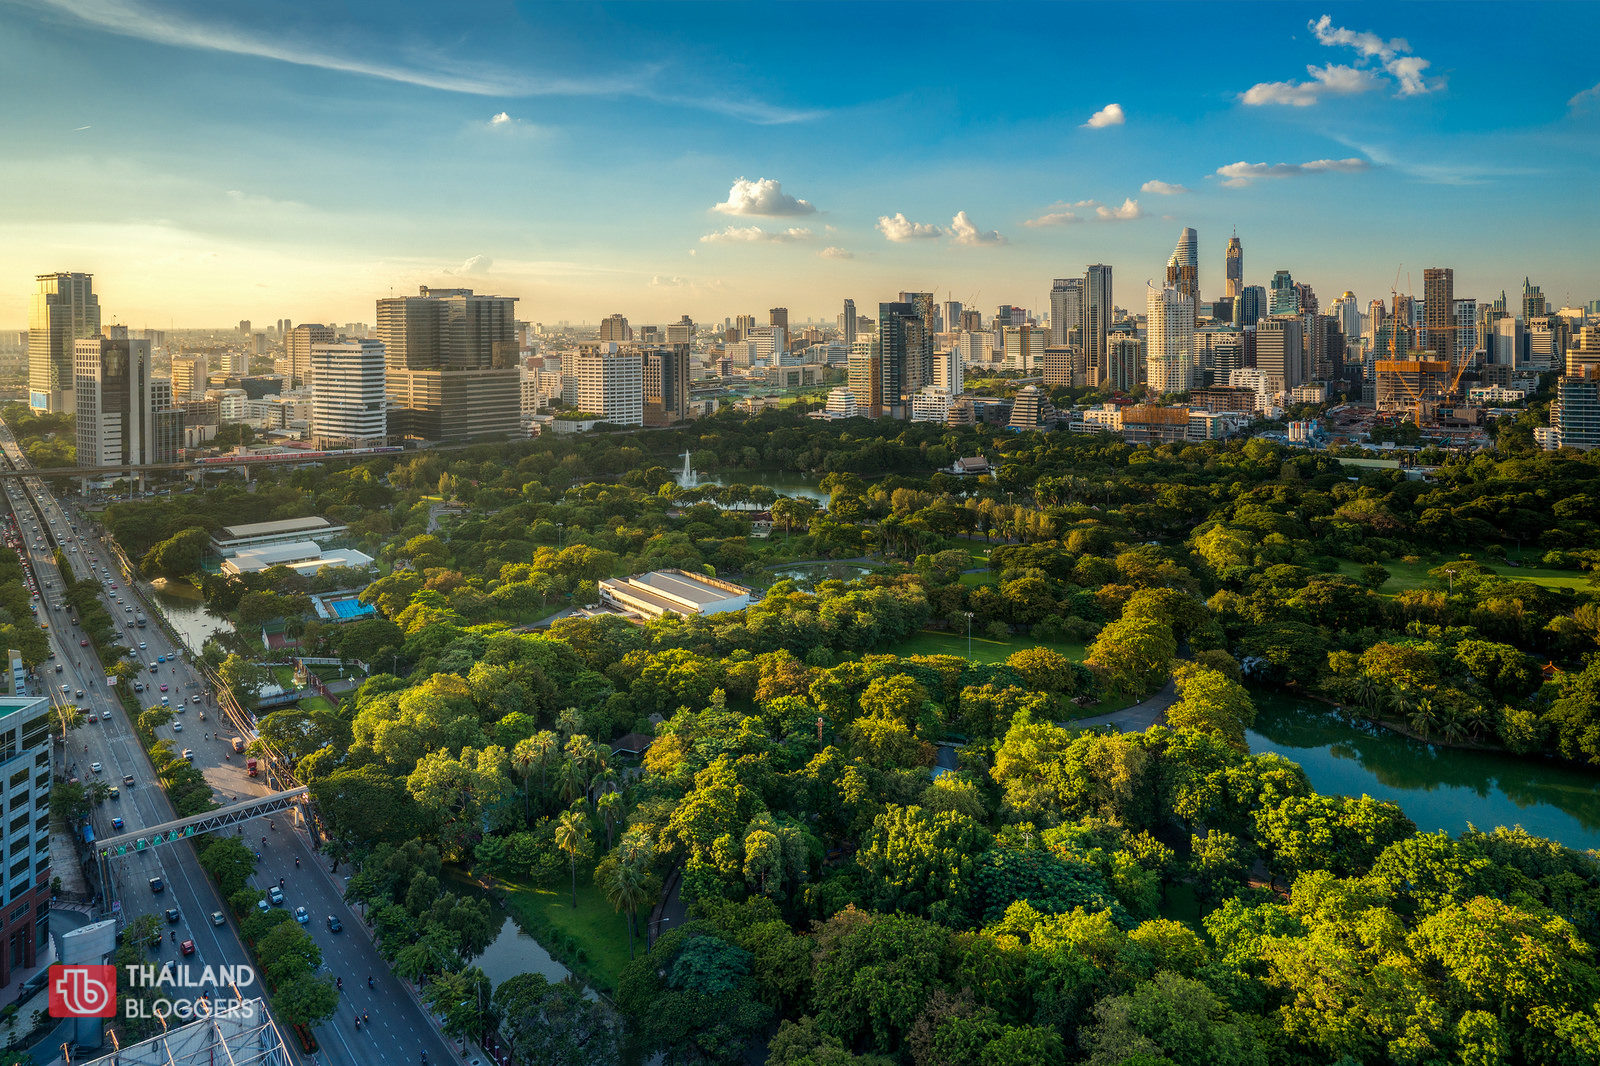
[910,388,955,423]
[310,339,387,447]
[1146,285,1195,395]
[574,347,644,426]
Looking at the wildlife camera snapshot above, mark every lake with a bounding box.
[1248,694,1600,852]
[148,578,237,654]
[768,561,872,585]
[691,469,831,505]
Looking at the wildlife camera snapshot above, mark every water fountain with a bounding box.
[676,450,699,489]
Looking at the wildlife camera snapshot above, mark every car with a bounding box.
[326,915,343,933]
[108,786,118,799]
[267,886,284,905]
[86,713,97,723]
[133,682,143,692]
[149,876,164,894]
[180,938,195,956]
[75,690,83,698]
[164,907,180,923]
[157,656,165,664]
[192,695,202,704]
[59,684,68,694]
[110,816,124,830]
[78,639,88,647]
[159,684,167,692]
[160,697,169,706]
[181,748,193,761]
[256,898,270,913]
[90,762,102,774]
[138,642,147,650]
[293,907,309,925]
[172,722,182,733]
[211,911,226,926]
[123,774,134,785]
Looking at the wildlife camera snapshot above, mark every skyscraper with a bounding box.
[1522,277,1547,321]
[0,694,52,989]
[171,355,207,401]
[286,323,335,388]
[1256,317,1306,395]
[1235,285,1266,327]
[574,347,644,426]
[599,314,631,343]
[310,339,387,447]
[897,292,938,339]
[848,338,881,418]
[1224,230,1243,299]
[769,307,789,334]
[1422,267,1455,359]
[842,300,857,347]
[1453,299,1479,368]
[1269,271,1299,316]
[942,301,963,337]
[375,286,519,441]
[1085,264,1113,383]
[1332,291,1362,341]
[75,326,183,465]
[643,346,691,425]
[1049,277,1086,346]
[879,301,931,418]
[1145,285,1196,396]
[1165,228,1199,304]
[29,272,101,413]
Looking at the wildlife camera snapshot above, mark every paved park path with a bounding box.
[1068,675,1178,732]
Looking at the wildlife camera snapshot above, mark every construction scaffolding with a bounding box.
[64,999,291,1066]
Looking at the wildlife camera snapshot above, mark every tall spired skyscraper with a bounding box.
[1224,230,1243,299]
[30,272,101,413]
[1165,228,1199,304]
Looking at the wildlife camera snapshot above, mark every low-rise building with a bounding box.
[210,516,347,555]
[597,569,751,620]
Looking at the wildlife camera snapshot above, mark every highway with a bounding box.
[0,424,455,1066]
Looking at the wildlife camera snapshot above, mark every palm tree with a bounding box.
[526,730,558,798]
[1408,697,1439,740]
[602,846,652,960]
[554,809,590,909]
[55,703,83,743]
[596,791,622,850]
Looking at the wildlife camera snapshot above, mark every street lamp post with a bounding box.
[965,611,974,660]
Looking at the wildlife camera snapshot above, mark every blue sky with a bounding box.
[1,0,1596,327]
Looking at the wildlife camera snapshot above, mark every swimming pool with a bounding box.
[328,597,375,620]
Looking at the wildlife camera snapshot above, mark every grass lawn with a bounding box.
[499,870,633,991]
[1335,555,1592,595]
[957,571,996,588]
[899,628,1087,664]
[268,664,297,688]
[298,695,335,712]
[1060,688,1141,721]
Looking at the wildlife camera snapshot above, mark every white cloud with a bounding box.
[650,275,688,287]
[1023,211,1081,228]
[876,213,943,241]
[31,0,819,124]
[446,254,493,274]
[1083,103,1125,128]
[712,177,816,217]
[489,111,512,125]
[699,225,813,244]
[819,246,855,260]
[1141,180,1189,196]
[1243,17,1437,105]
[1216,157,1371,187]
[1569,80,1600,112]
[948,211,1005,246]
[1096,198,1142,220]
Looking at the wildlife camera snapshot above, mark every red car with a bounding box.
[180,939,195,956]
[79,639,89,647]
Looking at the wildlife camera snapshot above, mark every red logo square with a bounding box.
[49,964,117,1018]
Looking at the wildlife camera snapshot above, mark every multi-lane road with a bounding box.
[0,424,453,1066]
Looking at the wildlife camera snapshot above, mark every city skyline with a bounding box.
[1,1,1597,325]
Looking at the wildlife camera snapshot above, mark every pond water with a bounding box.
[692,469,831,505]
[768,561,872,585]
[1247,694,1600,852]
[148,578,236,654]
[474,915,579,989]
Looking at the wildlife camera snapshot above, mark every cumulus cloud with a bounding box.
[1023,211,1082,228]
[1082,103,1125,128]
[489,111,512,125]
[712,177,816,217]
[948,211,1006,245]
[1096,199,1142,220]
[819,246,855,260]
[699,225,813,244]
[1571,80,1600,112]
[446,254,493,274]
[1215,157,1371,187]
[1245,16,1437,105]
[1140,180,1189,196]
[876,213,943,241]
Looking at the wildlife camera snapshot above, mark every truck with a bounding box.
[231,736,245,753]
[246,757,259,777]
[135,616,146,628]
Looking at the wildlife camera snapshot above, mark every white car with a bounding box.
[90,762,102,773]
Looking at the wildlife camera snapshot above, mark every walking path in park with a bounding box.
[1070,676,1178,732]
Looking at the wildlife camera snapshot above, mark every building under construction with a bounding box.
[1374,356,1455,419]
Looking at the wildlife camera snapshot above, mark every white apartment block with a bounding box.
[574,348,643,426]
[910,388,954,423]
[310,340,386,446]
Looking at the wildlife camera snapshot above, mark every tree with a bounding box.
[495,972,621,1066]
[423,966,492,1041]
[1166,664,1257,751]
[555,808,591,908]
[596,790,623,850]
[856,805,993,924]
[272,974,339,1028]
[141,527,211,577]
[599,831,656,959]
[1086,616,1177,698]
[1082,971,1267,1066]
[198,836,257,897]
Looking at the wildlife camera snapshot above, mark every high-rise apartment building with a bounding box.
[574,347,643,426]
[1235,285,1266,328]
[74,327,184,466]
[932,349,963,397]
[1332,291,1362,342]
[171,355,207,401]
[1269,271,1299,316]
[1003,325,1044,372]
[878,302,930,418]
[898,292,938,338]
[1224,231,1243,299]
[29,272,101,413]
[1146,285,1196,395]
[841,300,857,347]
[665,315,694,349]
[1049,277,1086,347]
[1256,316,1306,395]
[769,307,789,335]
[734,313,756,339]
[376,286,519,441]
[847,338,882,418]
[599,314,631,343]
[643,346,691,426]
[1422,268,1455,359]
[1165,228,1199,305]
[310,339,387,447]
[286,323,335,388]
[0,694,52,987]
[1452,299,1479,367]
[1107,334,1145,393]
[1085,265,1114,384]
[1544,368,1600,451]
[1522,277,1546,322]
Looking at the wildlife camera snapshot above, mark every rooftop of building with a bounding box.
[615,569,750,607]
[216,516,336,539]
